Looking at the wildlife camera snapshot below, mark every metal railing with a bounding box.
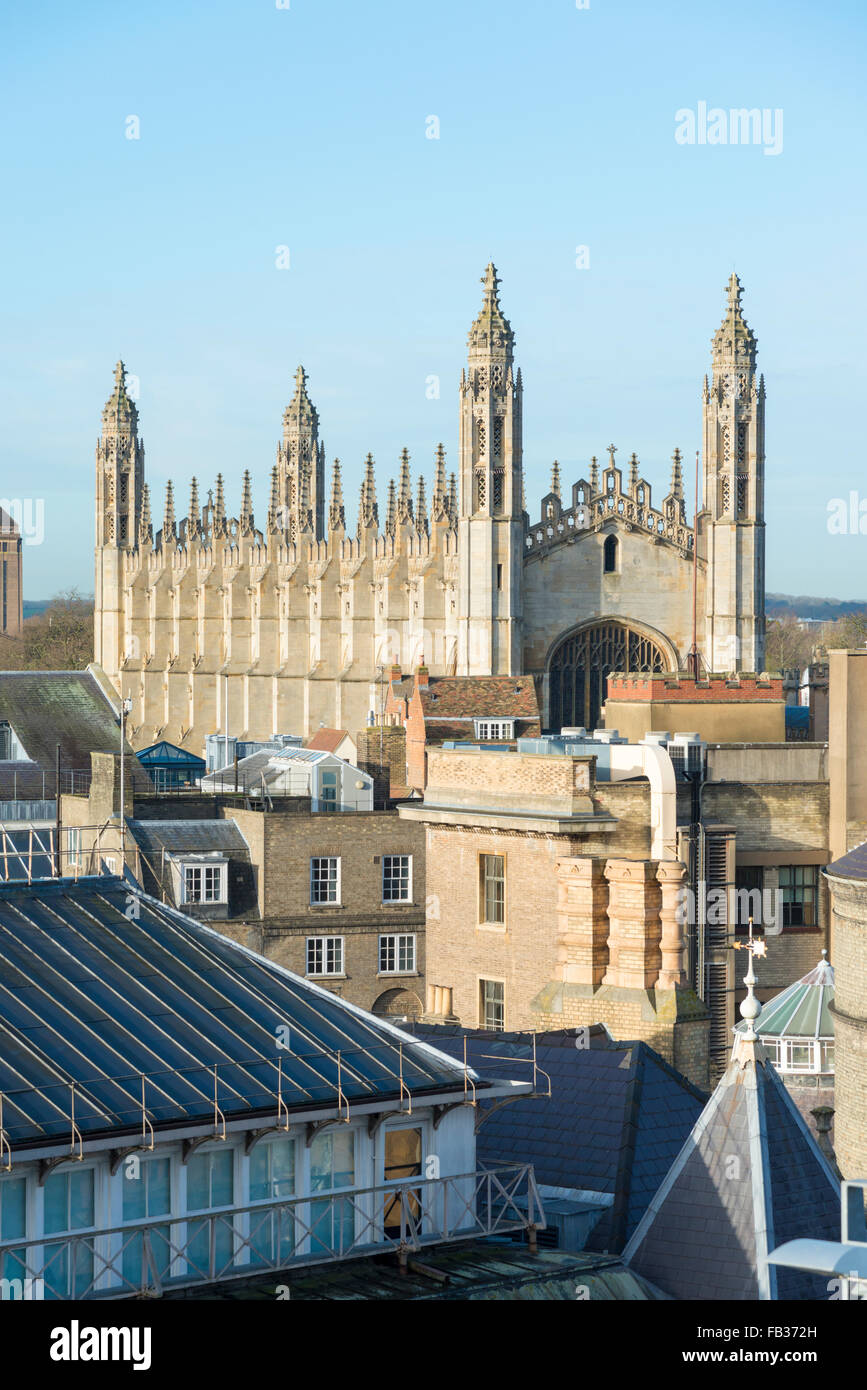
[0,1164,544,1300]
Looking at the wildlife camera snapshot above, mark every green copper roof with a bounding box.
[736,952,835,1041]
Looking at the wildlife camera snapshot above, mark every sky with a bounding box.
[1,0,865,599]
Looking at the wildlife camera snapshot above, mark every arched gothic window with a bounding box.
[603,534,618,573]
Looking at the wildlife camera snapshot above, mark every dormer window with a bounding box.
[183,862,227,904]
[474,719,514,741]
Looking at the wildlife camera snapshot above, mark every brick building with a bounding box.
[0,507,22,638]
[402,728,838,1091]
[604,672,786,743]
[384,665,541,789]
[400,745,710,1089]
[60,752,427,1021]
[824,842,867,1180]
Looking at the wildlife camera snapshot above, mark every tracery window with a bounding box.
[549,621,667,732]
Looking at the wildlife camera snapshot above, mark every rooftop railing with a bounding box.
[0,1163,545,1300]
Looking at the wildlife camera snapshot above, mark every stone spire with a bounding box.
[447,472,458,523]
[396,448,414,526]
[590,456,599,494]
[267,465,280,532]
[96,359,144,550]
[213,473,227,538]
[704,273,765,674]
[432,443,448,522]
[628,452,639,491]
[385,478,396,536]
[669,448,684,498]
[101,360,139,438]
[550,460,561,500]
[139,482,152,545]
[712,272,757,372]
[328,458,345,532]
[187,477,200,539]
[416,474,428,533]
[240,470,254,535]
[467,261,514,364]
[359,453,378,531]
[279,364,323,539]
[163,481,176,542]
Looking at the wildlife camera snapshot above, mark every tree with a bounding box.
[764,615,815,675]
[0,590,94,670]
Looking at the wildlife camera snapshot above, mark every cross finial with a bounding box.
[607,443,618,466]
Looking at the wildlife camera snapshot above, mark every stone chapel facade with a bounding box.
[94,266,767,751]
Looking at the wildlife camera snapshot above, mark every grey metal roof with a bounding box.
[624,1032,841,1300]
[0,877,487,1152]
[127,819,250,858]
[403,1024,707,1252]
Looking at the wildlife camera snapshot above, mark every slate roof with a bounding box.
[624,1030,841,1300]
[0,669,149,796]
[825,838,867,881]
[735,952,835,1041]
[0,877,499,1153]
[402,1023,707,1252]
[127,819,250,858]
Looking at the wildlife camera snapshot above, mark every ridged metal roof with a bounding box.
[0,877,475,1151]
[735,953,835,1041]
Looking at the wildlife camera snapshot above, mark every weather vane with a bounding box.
[732,916,767,958]
[732,917,765,1041]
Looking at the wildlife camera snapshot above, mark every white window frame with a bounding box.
[382,855,412,903]
[310,856,341,905]
[783,1039,819,1073]
[474,719,514,742]
[182,861,227,905]
[379,933,417,975]
[67,827,81,870]
[306,936,345,977]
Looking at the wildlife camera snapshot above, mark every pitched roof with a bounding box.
[127,819,250,858]
[403,1024,706,1252]
[417,676,539,720]
[137,741,206,768]
[305,728,352,754]
[735,952,835,1041]
[0,669,149,793]
[825,838,867,881]
[0,877,496,1152]
[624,1029,841,1300]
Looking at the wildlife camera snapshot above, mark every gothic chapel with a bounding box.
[94,266,766,749]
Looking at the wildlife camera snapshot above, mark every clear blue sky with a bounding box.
[1,0,865,599]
